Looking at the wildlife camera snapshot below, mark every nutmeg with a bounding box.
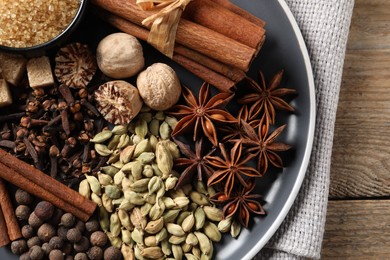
[136,63,181,111]
[96,33,144,79]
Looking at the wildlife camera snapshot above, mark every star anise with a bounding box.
[210,178,265,228]
[219,105,261,143]
[238,70,296,125]
[241,121,291,176]
[206,141,261,197]
[169,83,236,146]
[173,137,215,188]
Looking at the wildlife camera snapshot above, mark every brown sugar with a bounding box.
[0,0,81,48]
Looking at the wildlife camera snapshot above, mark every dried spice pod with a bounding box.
[94,80,143,125]
[55,43,97,89]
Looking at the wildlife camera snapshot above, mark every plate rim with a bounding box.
[243,1,316,259]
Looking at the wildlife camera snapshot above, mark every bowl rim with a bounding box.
[0,0,87,53]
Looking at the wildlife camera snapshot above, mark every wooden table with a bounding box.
[321,0,390,258]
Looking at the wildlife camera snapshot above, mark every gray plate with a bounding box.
[0,0,315,259]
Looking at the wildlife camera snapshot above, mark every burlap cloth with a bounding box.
[255,0,354,259]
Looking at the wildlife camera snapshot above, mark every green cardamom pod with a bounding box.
[105,185,121,199]
[110,212,121,237]
[165,176,178,191]
[166,223,186,236]
[170,188,186,198]
[142,165,154,178]
[185,253,198,260]
[218,217,232,233]
[152,163,163,177]
[172,244,183,260]
[112,125,128,135]
[203,206,223,222]
[162,140,180,159]
[192,247,201,259]
[118,209,133,231]
[144,217,164,234]
[135,119,148,139]
[163,209,180,223]
[182,243,192,253]
[156,142,173,178]
[181,213,195,232]
[159,121,171,140]
[130,178,151,193]
[194,207,206,230]
[140,203,153,217]
[173,197,190,209]
[138,112,153,123]
[112,197,124,205]
[113,171,126,186]
[120,145,135,164]
[177,211,192,226]
[131,228,144,244]
[118,199,134,211]
[134,139,151,158]
[121,244,135,259]
[149,119,160,137]
[95,143,113,157]
[91,130,112,143]
[149,198,165,220]
[188,202,198,212]
[131,161,143,180]
[117,134,131,149]
[99,207,110,232]
[230,220,241,238]
[161,239,171,256]
[148,176,161,194]
[108,150,120,164]
[194,232,211,255]
[144,235,157,247]
[141,246,164,259]
[111,160,124,170]
[186,233,199,246]
[101,166,120,177]
[124,190,145,205]
[203,221,221,242]
[161,197,175,209]
[91,193,102,207]
[102,193,114,213]
[149,135,158,152]
[121,229,133,246]
[207,186,216,197]
[134,244,144,260]
[121,177,133,190]
[98,173,113,186]
[132,134,142,145]
[143,193,156,205]
[190,191,210,206]
[137,152,155,164]
[155,227,168,243]
[168,235,186,245]
[130,208,147,230]
[165,116,178,130]
[107,135,121,150]
[78,179,90,199]
[154,111,165,121]
[107,232,122,248]
[85,175,101,196]
[194,181,208,195]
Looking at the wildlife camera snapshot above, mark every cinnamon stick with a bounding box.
[213,0,266,27]
[0,178,22,241]
[92,0,256,71]
[183,0,265,50]
[0,163,91,222]
[0,149,96,221]
[101,11,243,91]
[0,206,11,247]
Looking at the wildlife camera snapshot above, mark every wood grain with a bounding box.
[322,200,390,259]
[329,0,390,198]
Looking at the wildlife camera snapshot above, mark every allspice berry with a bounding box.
[15,205,31,221]
[49,208,64,226]
[15,189,33,205]
[29,245,45,260]
[37,223,56,242]
[49,249,64,260]
[41,242,53,255]
[61,213,76,228]
[49,236,64,249]
[11,239,28,255]
[57,226,69,240]
[87,246,103,260]
[22,225,35,239]
[74,252,88,260]
[34,201,55,221]
[27,236,41,248]
[73,236,90,253]
[67,228,82,243]
[20,251,30,260]
[28,212,44,228]
[90,231,107,247]
[85,220,99,233]
[103,246,122,260]
[74,220,86,233]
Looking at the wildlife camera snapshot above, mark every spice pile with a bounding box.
[0,1,298,259]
